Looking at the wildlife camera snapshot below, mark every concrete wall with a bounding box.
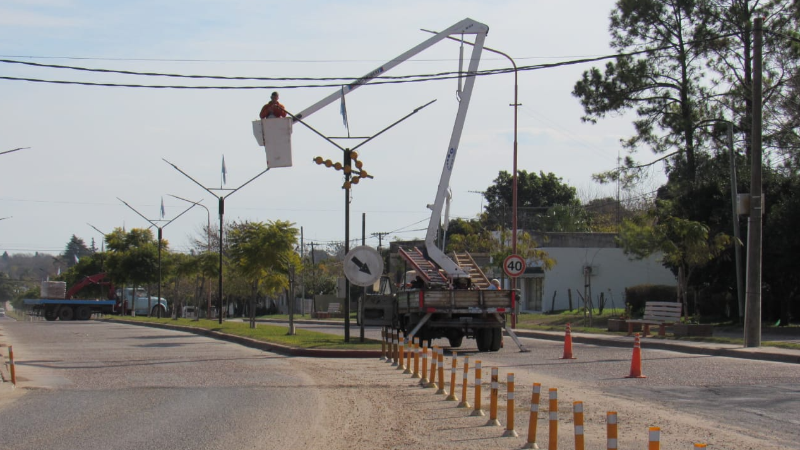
[534,247,676,312]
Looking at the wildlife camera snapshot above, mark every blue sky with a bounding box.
[0,0,661,259]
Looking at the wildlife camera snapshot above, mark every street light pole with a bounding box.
[421,30,520,325]
[168,195,211,320]
[117,198,197,317]
[164,158,270,324]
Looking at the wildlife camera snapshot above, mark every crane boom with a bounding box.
[293,18,489,121]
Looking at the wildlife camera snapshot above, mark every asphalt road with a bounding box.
[0,321,321,450]
[293,321,800,447]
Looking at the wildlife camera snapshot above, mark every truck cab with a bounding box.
[116,287,168,316]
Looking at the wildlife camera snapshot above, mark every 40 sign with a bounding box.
[503,254,526,278]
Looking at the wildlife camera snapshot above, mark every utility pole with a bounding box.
[745,17,763,348]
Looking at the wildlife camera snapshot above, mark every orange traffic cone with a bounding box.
[626,333,646,378]
[560,323,577,359]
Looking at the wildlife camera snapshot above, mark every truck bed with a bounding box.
[24,299,117,306]
[396,289,514,314]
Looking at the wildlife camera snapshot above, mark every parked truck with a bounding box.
[259,19,526,351]
[24,273,168,321]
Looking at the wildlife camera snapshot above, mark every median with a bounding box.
[108,316,382,358]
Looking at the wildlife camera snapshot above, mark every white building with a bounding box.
[515,233,676,312]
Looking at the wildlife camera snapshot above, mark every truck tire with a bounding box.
[447,334,464,348]
[476,329,490,352]
[489,328,502,352]
[151,305,165,318]
[58,306,75,321]
[76,306,92,321]
[44,307,58,321]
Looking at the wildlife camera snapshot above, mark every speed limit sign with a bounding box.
[503,254,526,278]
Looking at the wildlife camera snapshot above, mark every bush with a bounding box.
[625,284,677,315]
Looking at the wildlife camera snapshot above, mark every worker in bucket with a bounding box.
[488,279,501,290]
[259,91,287,119]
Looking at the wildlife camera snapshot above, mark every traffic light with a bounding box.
[312,149,374,189]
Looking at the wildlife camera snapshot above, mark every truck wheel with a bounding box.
[151,306,165,318]
[476,329,490,352]
[76,306,92,321]
[447,334,463,348]
[489,328,502,352]
[44,308,58,321]
[58,306,75,321]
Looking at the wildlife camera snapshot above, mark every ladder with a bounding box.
[399,247,449,285]
[452,251,491,289]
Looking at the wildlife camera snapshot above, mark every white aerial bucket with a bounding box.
[252,117,293,168]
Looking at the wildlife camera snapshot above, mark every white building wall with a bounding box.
[535,247,676,312]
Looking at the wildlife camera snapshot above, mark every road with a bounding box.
[3,319,800,449]
[0,321,379,450]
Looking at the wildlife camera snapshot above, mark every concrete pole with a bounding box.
[744,17,763,347]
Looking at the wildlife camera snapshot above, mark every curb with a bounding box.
[511,329,800,365]
[106,319,382,358]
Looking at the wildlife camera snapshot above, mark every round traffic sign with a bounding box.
[343,246,384,287]
[503,254,526,278]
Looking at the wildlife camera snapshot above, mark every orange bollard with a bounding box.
[398,337,406,371]
[523,383,541,449]
[436,349,447,395]
[419,345,429,385]
[412,340,421,378]
[471,360,485,416]
[446,351,459,401]
[458,356,471,408]
[8,346,16,387]
[425,346,438,388]
[626,334,646,378]
[403,337,412,374]
[573,401,584,450]
[607,412,618,450]
[561,323,577,359]
[694,444,707,449]
[502,373,518,437]
[485,367,501,426]
[648,427,660,450]
[548,388,558,450]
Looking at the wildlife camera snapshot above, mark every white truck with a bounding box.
[255,18,525,352]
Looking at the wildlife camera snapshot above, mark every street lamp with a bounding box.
[168,194,211,320]
[118,198,197,317]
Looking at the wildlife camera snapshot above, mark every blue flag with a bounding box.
[340,86,349,133]
[222,155,227,185]
[160,196,165,219]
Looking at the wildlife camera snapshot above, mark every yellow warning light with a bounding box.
[359,169,369,178]
[334,162,342,171]
[352,176,360,184]
[324,159,333,168]
[343,181,352,189]
[344,165,352,174]
[355,160,364,169]
[313,156,324,165]
[350,151,359,160]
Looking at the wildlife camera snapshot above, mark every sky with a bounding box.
[0,0,659,260]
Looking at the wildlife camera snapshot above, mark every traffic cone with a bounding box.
[560,323,576,359]
[625,333,646,378]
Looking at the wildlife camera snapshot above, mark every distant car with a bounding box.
[0,308,5,317]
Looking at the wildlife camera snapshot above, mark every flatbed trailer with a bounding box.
[24,298,119,321]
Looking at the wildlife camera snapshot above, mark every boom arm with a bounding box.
[293,18,489,121]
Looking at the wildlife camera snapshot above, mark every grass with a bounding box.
[513,309,800,350]
[110,316,381,350]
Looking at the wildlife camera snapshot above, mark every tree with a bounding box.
[573,0,718,184]
[63,235,90,267]
[227,220,299,329]
[104,228,162,308]
[484,170,581,231]
[617,200,732,319]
